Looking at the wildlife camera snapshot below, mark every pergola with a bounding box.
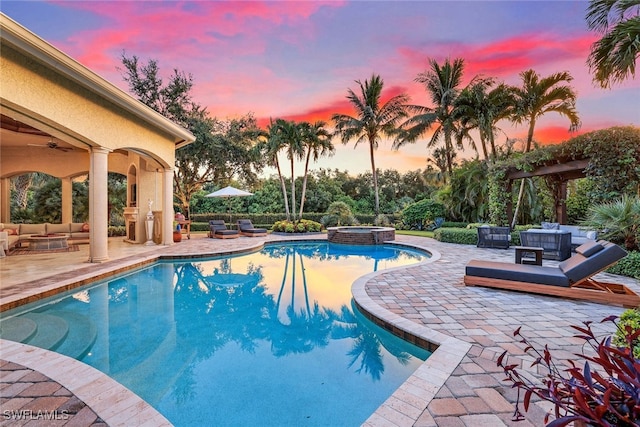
[505,159,589,226]
[0,14,195,262]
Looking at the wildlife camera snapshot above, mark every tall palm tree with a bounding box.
[263,119,291,220]
[586,0,640,88]
[510,69,581,228]
[277,119,306,222]
[395,58,473,180]
[332,74,411,215]
[455,80,515,163]
[299,121,334,219]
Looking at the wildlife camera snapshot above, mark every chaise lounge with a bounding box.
[464,240,639,307]
[208,220,239,239]
[237,219,267,237]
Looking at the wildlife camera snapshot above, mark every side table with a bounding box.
[514,246,544,266]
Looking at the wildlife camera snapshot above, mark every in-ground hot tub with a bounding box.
[326,226,395,245]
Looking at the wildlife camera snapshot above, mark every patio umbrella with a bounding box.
[205,185,254,223]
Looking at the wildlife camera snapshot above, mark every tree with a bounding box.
[332,74,411,215]
[586,0,640,88]
[455,80,514,162]
[261,119,291,220]
[510,69,581,228]
[120,54,263,218]
[298,121,334,219]
[396,58,473,180]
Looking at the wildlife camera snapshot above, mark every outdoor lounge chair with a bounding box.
[208,220,239,239]
[237,219,267,237]
[464,240,639,307]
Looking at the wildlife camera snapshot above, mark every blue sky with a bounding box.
[2,1,638,174]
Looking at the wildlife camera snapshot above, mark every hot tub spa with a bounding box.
[326,226,395,245]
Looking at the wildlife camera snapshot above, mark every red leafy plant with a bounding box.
[497,315,640,426]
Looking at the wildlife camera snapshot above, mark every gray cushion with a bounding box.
[541,222,560,230]
[466,260,570,287]
[575,241,604,257]
[559,242,627,283]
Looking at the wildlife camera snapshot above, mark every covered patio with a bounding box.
[0,14,194,262]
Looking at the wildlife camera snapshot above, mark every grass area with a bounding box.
[395,230,435,238]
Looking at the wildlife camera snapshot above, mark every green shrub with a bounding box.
[434,228,477,245]
[434,227,520,246]
[402,199,446,230]
[442,221,468,228]
[321,202,358,227]
[272,219,322,233]
[614,308,640,358]
[606,251,640,279]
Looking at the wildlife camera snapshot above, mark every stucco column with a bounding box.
[163,168,174,245]
[0,178,10,223]
[61,177,73,223]
[88,147,110,262]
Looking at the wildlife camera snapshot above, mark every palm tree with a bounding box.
[581,195,640,251]
[455,80,515,162]
[298,121,334,219]
[395,58,473,180]
[586,0,640,88]
[510,69,581,228]
[276,119,306,222]
[263,119,291,220]
[332,74,411,215]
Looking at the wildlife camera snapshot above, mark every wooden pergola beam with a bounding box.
[506,159,590,180]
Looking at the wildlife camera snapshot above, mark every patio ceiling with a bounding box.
[0,114,77,152]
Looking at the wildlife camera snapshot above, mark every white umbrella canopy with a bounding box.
[205,186,254,222]
[205,186,253,198]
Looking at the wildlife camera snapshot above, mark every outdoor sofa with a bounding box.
[464,240,639,307]
[208,220,239,239]
[538,222,598,250]
[237,219,267,237]
[0,222,90,249]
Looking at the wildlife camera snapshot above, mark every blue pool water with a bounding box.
[1,242,431,426]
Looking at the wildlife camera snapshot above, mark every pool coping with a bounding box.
[1,237,471,426]
[349,242,472,425]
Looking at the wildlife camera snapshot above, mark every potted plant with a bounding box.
[173,222,182,242]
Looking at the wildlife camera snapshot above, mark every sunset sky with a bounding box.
[3,1,639,176]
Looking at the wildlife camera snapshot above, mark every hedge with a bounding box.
[434,227,521,246]
[606,251,640,279]
[190,212,402,227]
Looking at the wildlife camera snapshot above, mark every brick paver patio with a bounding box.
[1,233,637,426]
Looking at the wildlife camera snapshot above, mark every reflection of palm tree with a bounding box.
[332,304,412,381]
[269,244,336,356]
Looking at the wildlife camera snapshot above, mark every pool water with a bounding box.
[1,242,431,426]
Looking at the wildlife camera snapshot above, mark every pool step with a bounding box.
[49,311,98,360]
[22,312,69,350]
[0,316,38,343]
[0,311,97,360]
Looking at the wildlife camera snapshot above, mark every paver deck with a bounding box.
[1,233,637,426]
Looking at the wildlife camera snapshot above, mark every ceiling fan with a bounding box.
[28,139,73,152]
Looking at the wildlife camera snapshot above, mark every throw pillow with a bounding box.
[541,221,559,230]
[2,228,18,235]
[81,223,90,232]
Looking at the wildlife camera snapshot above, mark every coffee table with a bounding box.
[28,234,69,251]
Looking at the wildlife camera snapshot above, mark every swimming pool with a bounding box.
[1,242,431,426]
